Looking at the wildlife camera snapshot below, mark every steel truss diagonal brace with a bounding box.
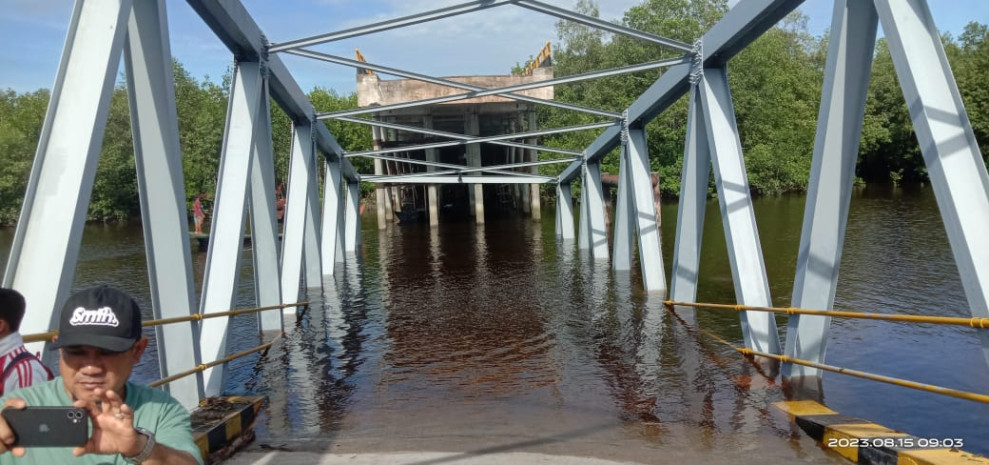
[2,0,133,360]
[344,182,361,254]
[198,61,266,397]
[580,162,609,260]
[248,77,283,330]
[321,159,344,273]
[875,0,989,369]
[269,0,519,52]
[625,127,667,293]
[335,116,582,157]
[320,58,687,121]
[670,85,712,320]
[289,48,619,119]
[124,0,203,408]
[556,182,575,240]
[784,0,878,380]
[282,121,317,314]
[699,66,781,355]
[612,143,634,271]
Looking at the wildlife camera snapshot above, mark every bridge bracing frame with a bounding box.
[4,0,987,407]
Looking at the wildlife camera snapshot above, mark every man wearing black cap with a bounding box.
[0,286,202,464]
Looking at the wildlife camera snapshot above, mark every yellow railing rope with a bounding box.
[149,339,277,388]
[684,317,989,404]
[665,300,989,328]
[22,301,309,344]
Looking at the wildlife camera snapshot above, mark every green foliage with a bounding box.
[542,0,987,196]
[3,9,989,224]
[0,89,48,224]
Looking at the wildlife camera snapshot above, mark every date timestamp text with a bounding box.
[827,437,964,449]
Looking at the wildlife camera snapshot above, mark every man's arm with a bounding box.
[121,434,199,465]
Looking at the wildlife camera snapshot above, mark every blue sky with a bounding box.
[1,0,986,95]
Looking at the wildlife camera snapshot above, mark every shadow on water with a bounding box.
[0,185,986,459]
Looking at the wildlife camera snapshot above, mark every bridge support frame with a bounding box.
[874,0,989,369]
[624,126,667,293]
[124,0,203,408]
[579,161,609,260]
[612,143,634,271]
[785,0,878,380]
[670,85,711,317]
[344,182,362,254]
[556,182,575,240]
[199,60,282,396]
[2,0,133,362]
[282,121,317,312]
[699,66,781,355]
[321,158,343,272]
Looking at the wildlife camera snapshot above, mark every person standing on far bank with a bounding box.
[0,286,202,464]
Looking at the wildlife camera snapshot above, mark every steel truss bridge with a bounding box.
[2,0,987,413]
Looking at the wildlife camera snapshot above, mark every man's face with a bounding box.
[58,338,148,402]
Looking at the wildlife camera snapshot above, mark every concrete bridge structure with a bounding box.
[2,0,987,437]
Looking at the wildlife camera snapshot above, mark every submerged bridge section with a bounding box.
[2,0,988,443]
[354,59,554,227]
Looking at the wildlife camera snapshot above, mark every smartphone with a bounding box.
[1,407,89,447]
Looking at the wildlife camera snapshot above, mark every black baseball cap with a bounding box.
[50,286,143,352]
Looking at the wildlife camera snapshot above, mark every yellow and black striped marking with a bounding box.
[773,400,988,465]
[192,396,265,463]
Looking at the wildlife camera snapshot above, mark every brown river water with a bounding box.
[1,185,987,462]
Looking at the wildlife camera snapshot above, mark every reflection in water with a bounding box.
[1,187,986,458]
[235,217,845,463]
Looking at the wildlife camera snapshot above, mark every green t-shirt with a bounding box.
[0,377,203,464]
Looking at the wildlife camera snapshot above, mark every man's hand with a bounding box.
[72,388,144,458]
[0,398,28,457]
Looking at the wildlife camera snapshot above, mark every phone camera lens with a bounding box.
[67,410,84,420]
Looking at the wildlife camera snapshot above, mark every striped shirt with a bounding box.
[0,333,51,395]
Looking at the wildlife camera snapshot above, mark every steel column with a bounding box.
[247,78,282,329]
[425,116,439,227]
[372,124,388,229]
[198,61,265,396]
[581,162,609,260]
[467,112,485,224]
[578,176,590,251]
[875,0,989,368]
[670,85,712,308]
[281,122,315,315]
[699,66,781,354]
[556,182,575,240]
[320,159,343,273]
[344,182,361,253]
[123,0,202,408]
[527,111,541,221]
[625,126,667,292]
[784,0,878,379]
[303,150,323,286]
[612,144,634,271]
[2,0,132,358]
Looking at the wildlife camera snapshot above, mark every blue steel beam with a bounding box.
[558,0,805,183]
[784,0,878,380]
[318,58,688,120]
[875,0,989,371]
[515,0,692,52]
[2,0,132,359]
[335,116,583,157]
[185,0,359,182]
[288,48,620,119]
[268,0,519,53]
[124,0,203,408]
